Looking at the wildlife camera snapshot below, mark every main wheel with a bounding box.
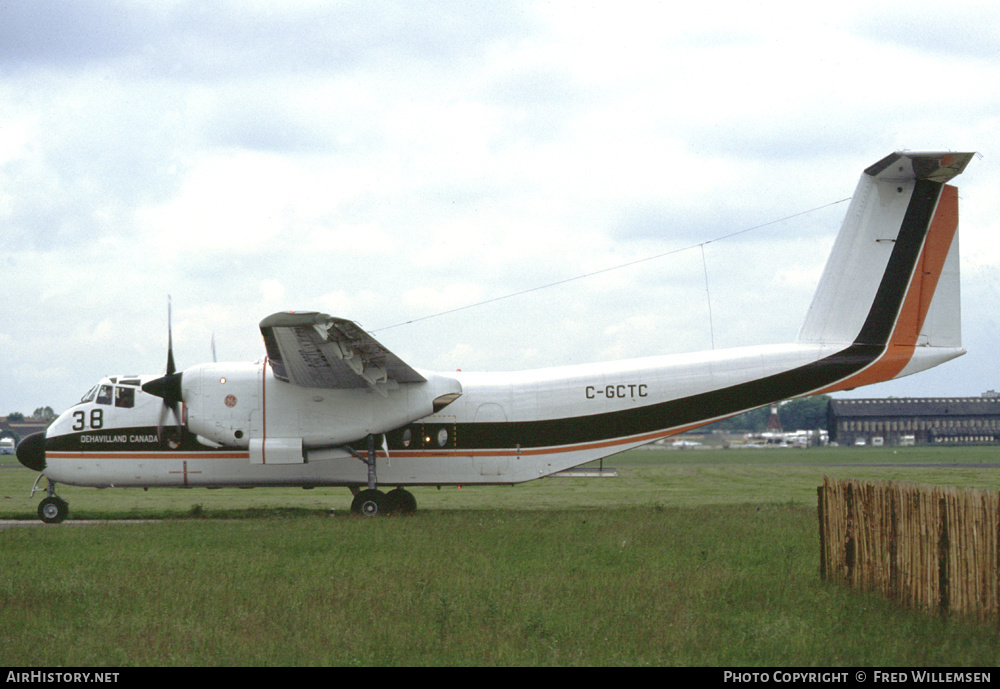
[386,488,417,514]
[351,489,390,517]
[38,496,68,524]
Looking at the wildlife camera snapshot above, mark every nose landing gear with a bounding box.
[38,496,69,524]
[31,475,69,524]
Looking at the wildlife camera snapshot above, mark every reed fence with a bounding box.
[818,477,999,621]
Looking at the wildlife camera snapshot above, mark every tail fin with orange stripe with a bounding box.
[796,151,974,392]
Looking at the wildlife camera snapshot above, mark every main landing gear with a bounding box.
[350,487,418,517]
[32,476,69,524]
[346,434,418,517]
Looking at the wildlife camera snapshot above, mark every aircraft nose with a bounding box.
[16,432,46,472]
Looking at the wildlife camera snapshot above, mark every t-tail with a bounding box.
[795,151,974,393]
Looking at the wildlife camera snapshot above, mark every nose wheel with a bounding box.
[31,476,69,524]
[38,496,69,524]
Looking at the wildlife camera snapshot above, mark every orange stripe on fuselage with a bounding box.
[819,184,959,394]
[47,451,251,460]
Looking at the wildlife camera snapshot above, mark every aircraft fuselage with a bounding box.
[37,336,963,489]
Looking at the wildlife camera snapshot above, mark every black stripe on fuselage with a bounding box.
[45,426,228,453]
[388,179,945,453]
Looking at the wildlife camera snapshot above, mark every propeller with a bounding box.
[142,297,184,448]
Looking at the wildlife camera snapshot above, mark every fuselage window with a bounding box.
[96,385,113,405]
[115,386,135,409]
[80,385,98,404]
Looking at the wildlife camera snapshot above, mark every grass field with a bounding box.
[2,445,999,666]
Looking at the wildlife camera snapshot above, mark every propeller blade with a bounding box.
[156,399,170,443]
[166,295,176,376]
[153,402,183,447]
[144,372,184,446]
[146,296,183,446]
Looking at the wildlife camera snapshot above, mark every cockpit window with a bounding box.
[115,386,135,409]
[80,385,98,404]
[96,385,113,405]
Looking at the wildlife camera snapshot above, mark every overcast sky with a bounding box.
[2,0,998,417]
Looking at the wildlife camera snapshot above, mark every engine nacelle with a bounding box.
[182,361,462,455]
[182,361,260,448]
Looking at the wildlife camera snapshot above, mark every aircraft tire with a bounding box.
[386,488,417,514]
[351,489,390,517]
[38,497,68,524]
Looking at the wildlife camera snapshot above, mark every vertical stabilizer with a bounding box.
[797,151,973,388]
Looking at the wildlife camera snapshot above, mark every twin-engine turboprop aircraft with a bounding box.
[18,151,975,522]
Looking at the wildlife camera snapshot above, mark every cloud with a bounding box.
[2,1,998,415]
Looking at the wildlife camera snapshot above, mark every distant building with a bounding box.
[828,396,1000,446]
[0,416,51,444]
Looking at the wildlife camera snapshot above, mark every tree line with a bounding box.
[704,395,831,433]
[5,407,57,422]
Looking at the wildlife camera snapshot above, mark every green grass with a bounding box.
[2,445,999,666]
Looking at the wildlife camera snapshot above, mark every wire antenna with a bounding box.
[701,244,714,350]
[371,197,851,334]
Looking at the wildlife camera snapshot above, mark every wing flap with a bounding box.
[260,312,426,390]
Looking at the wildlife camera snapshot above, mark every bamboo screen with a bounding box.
[818,477,999,621]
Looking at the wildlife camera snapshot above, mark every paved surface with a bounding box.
[0,519,159,529]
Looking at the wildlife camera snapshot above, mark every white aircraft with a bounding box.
[18,151,975,522]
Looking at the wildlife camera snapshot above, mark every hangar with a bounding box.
[827,395,1000,447]
[0,415,51,447]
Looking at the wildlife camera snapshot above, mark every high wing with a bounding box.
[259,312,426,391]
